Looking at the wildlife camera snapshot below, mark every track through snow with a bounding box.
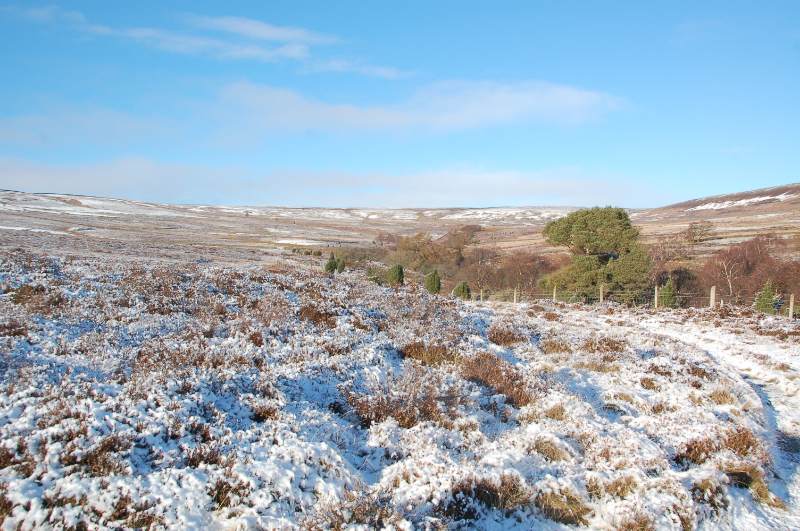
[637,313,800,530]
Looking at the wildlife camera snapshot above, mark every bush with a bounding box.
[313,250,322,257]
[754,280,777,314]
[658,278,676,308]
[387,264,404,285]
[425,269,441,295]
[324,253,337,273]
[454,281,471,301]
[336,259,345,274]
[461,351,532,407]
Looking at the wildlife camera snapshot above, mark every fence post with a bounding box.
[790,294,795,320]
[710,286,716,308]
[654,285,659,309]
[553,287,557,302]
[600,284,604,303]
[514,287,517,304]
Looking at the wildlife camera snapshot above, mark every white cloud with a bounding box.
[185,14,337,44]
[220,80,627,133]
[1,5,400,76]
[0,155,658,208]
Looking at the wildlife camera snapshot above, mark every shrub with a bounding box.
[676,438,718,465]
[324,253,337,273]
[754,280,777,314]
[313,250,322,257]
[461,352,532,407]
[444,474,529,519]
[530,440,569,461]
[299,484,402,530]
[709,388,735,405]
[336,259,345,273]
[725,464,785,509]
[544,404,566,420]
[454,281,471,301]
[387,264,404,285]
[540,337,572,355]
[425,269,441,295]
[658,278,677,308]
[400,342,460,366]
[535,489,591,525]
[299,305,336,328]
[487,326,527,347]
[208,475,250,509]
[366,266,387,285]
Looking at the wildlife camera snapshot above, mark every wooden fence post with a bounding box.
[654,285,659,309]
[600,285,604,303]
[790,294,795,320]
[710,286,716,308]
[514,287,518,304]
[553,287,557,302]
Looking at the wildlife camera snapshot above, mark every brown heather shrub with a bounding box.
[188,421,214,443]
[640,378,659,391]
[0,447,13,469]
[461,351,532,407]
[545,404,566,421]
[709,389,735,405]
[529,304,545,313]
[677,438,718,465]
[299,484,402,531]
[0,485,12,526]
[208,475,251,509]
[724,427,762,460]
[62,435,130,477]
[587,477,604,499]
[606,476,637,499]
[618,514,654,531]
[575,361,619,373]
[581,337,626,354]
[444,474,530,519]
[530,440,569,461]
[248,331,264,347]
[299,305,336,328]
[487,326,527,347]
[692,478,727,514]
[252,404,278,423]
[185,444,227,468]
[539,337,573,355]
[0,321,27,338]
[535,489,591,525]
[724,463,785,509]
[400,342,460,366]
[616,393,634,404]
[542,311,561,322]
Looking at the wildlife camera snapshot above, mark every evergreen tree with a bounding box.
[755,280,777,314]
[324,253,337,273]
[387,264,404,285]
[454,281,471,301]
[539,207,653,301]
[425,269,441,295]
[336,259,345,273]
[659,279,677,308]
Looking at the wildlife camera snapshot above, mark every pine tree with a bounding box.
[387,264,404,285]
[425,269,441,295]
[336,259,345,274]
[659,279,676,308]
[755,280,777,314]
[324,253,337,273]
[454,281,471,301]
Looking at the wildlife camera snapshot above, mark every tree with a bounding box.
[453,281,471,301]
[539,207,653,299]
[387,264,404,285]
[754,280,778,314]
[336,259,345,274]
[425,269,441,295]
[685,220,715,243]
[324,253,337,273]
[659,279,677,308]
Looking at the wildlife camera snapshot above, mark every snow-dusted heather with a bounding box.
[685,193,799,212]
[1,249,800,530]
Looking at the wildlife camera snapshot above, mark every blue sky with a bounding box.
[0,1,798,207]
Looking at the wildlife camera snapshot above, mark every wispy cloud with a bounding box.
[0,155,659,208]
[219,80,627,134]
[185,14,337,44]
[1,5,400,77]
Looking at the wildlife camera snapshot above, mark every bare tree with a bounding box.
[685,220,715,243]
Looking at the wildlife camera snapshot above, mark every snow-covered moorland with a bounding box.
[1,248,799,530]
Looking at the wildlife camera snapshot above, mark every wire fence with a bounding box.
[480,287,796,318]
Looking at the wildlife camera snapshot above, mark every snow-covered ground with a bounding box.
[1,249,799,530]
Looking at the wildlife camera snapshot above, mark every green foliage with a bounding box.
[658,279,677,308]
[324,253,337,273]
[539,207,653,300]
[425,269,441,295]
[454,281,471,301]
[313,250,322,257]
[336,259,345,274]
[755,280,777,314]
[387,264,404,285]
[366,266,387,285]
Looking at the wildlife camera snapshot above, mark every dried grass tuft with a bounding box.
[444,474,530,519]
[545,404,566,421]
[530,440,569,461]
[535,489,591,525]
[400,342,460,366]
[461,351,532,407]
[487,326,527,347]
[540,338,572,355]
[709,389,735,405]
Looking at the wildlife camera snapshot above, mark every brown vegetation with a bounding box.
[461,351,532,407]
[535,489,591,525]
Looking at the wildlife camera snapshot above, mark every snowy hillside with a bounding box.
[1,249,800,530]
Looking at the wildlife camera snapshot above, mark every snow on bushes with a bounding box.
[0,248,795,530]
